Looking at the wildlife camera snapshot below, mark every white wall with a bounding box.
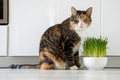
[101,0,120,55]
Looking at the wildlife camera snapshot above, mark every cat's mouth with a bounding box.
[79,26,83,28]
[77,24,84,28]
[74,26,83,30]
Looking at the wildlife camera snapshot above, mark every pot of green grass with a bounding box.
[83,37,108,70]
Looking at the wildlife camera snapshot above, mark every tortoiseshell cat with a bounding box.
[10,7,92,70]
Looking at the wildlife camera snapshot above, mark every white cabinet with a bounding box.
[9,0,53,56]
[9,0,101,56]
[0,26,7,56]
[101,0,120,55]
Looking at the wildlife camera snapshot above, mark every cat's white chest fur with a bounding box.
[73,29,84,54]
[73,41,81,54]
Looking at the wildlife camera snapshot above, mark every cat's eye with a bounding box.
[74,20,79,23]
[84,18,89,22]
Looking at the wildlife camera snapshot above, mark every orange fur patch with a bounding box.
[70,21,76,30]
[39,52,44,60]
[40,63,55,70]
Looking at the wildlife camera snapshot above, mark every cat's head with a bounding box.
[70,7,92,31]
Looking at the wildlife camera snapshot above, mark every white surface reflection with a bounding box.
[83,71,108,80]
[0,69,120,80]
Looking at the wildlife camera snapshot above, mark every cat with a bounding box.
[10,7,92,70]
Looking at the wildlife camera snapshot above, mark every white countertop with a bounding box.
[0,69,120,80]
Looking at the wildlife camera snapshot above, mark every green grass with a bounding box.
[83,37,108,57]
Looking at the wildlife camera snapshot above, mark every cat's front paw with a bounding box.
[70,65,78,70]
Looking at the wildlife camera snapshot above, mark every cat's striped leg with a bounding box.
[64,42,79,70]
[64,50,78,70]
[74,51,81,68]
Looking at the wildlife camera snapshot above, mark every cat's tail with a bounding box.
[9,59,54,69]
[9,64,41,69]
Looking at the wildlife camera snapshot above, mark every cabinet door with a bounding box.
[101,0,120,55]
[9,0,52,56]
[0,26,7,56]
[9,0,100,56]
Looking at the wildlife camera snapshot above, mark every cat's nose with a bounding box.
[78,22,83,26]
[80,23,83,26]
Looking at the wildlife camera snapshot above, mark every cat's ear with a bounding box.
[71,7,77,16]
[86,7,92,17]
